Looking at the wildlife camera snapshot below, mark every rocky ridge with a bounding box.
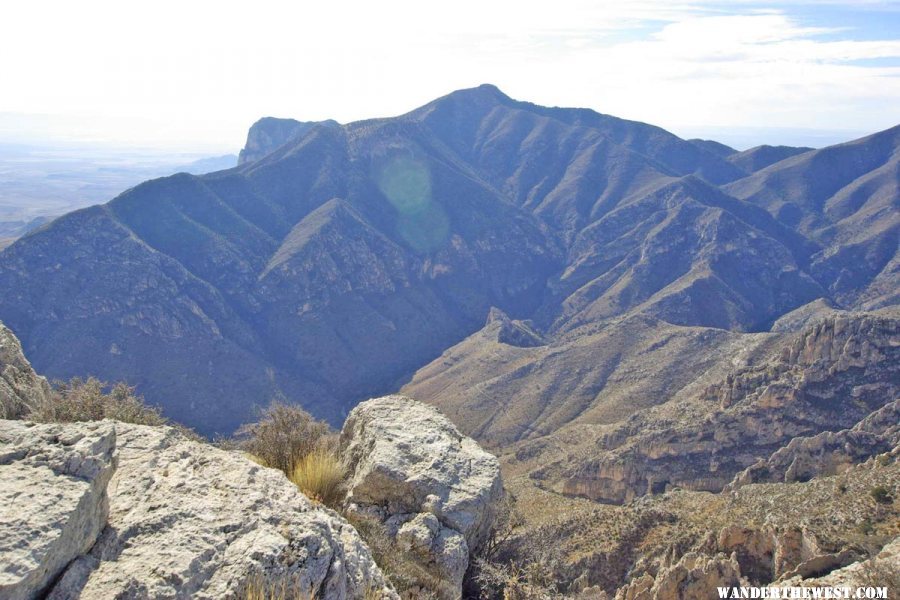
[4,86,894,436]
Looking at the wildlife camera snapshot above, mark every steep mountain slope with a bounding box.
[407,85,747,242]
[543,176,822,332]
[0,86,897,438]
[726,126,900,309]
[403,313,776,446]
[0,88,569,433]
[406,308,899,513]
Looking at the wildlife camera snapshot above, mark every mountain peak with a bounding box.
[467,83,510,99]
[411,84,513,118]
[446,83,510,100]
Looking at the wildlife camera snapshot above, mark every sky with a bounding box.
[1,0,899,152]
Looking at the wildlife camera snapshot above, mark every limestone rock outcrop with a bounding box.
[56,422,395,599]
[0,322,51,419]
[781,536,900,588]
[340,395,504,599]
[706,525,853,584]
[0,420,116,600]
[1,419,395,600]
[728,400,900,489]
[614,552,746,600]
[562,313,900,504]
[238,117,341,165]
[484,307,545,348]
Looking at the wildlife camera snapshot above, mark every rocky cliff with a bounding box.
[557,311,899,504]
[0,321,51,419]
[238,117,338,165]
[728,399,900,489]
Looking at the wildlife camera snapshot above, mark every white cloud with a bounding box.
[0,0,897,149]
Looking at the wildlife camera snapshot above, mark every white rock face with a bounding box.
[0,421,396,600]
[781,536,900,588]
[0,322,52,419]
[0,420,116,600]
[614,552,746,600]
[340,395,504,599]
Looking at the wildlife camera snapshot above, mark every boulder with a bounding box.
[39,422,395,599]
[0,322,52,419]
[340,395,504,599]
[0,420,116,600]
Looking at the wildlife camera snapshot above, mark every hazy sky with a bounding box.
[2,0,899,151]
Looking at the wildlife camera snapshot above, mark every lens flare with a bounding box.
[377,156,449,252]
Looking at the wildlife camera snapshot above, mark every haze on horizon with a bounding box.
[2,0,899,152]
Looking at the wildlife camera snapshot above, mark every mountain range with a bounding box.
[0,84,896,441]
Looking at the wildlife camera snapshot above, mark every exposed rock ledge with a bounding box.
[561,312,900,504]
[614,552,746,600]
[0,419,395,600]
[0,420,116,600]
[341,395,505,599]
[0,322,51,419]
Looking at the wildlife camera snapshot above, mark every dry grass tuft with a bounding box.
[236,401,330,477]
[290,448,346,509]
[240,572,316,600]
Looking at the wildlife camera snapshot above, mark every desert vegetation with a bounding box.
[234,400,450,598]
[290,447,345,508]
[34,377,167,425]
[236,400,330,476]
[0,375,172,426]
[233,400,347,509]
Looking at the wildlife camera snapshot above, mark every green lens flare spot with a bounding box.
[377,157,432,215]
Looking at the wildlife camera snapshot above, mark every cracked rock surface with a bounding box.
[341,395,504,599]
[0,420,116,600]
[1,419,395,600]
